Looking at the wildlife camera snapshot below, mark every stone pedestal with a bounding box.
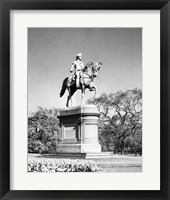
[57,105,101,154]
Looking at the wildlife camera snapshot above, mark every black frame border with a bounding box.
[0,0,169,199]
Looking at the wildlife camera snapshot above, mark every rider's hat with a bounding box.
[75,53,82,58]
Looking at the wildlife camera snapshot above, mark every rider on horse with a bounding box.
[60,57,102,107]
[70,53,84,88]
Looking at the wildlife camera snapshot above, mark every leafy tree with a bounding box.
[28,107,61,154]
[87,88,142,155]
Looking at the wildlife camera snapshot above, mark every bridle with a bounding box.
[82,64,98,81]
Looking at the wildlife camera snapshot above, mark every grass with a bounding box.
[88,155,142,172]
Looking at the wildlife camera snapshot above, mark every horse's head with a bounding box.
[92,62,102,77]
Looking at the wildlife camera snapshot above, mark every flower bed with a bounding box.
[28,158,102,172]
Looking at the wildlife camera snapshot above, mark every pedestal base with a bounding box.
[56,143,101,154]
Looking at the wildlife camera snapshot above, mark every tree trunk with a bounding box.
[120,146,123,155]
[120,141,124,155]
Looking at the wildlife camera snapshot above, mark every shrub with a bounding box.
[28,107,61,154]
[28,158,102,172]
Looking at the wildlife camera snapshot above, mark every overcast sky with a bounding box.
[28,28,142,113]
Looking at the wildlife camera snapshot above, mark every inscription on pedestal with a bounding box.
[64,126,76,139]
[63,125,77,144]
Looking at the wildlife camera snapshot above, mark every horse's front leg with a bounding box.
[82,84,85,94]
[93,85,97,97]
[89,82,97,97]
[81,83,85,105]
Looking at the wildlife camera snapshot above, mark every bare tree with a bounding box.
[87,88,142,155]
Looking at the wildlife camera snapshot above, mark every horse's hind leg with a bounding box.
[66,92,72,107]
[66,87,71,107]
[66,96,69,107]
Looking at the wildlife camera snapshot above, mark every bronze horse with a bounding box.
[60,62,102,107]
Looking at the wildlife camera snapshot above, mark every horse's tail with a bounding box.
[60,77,68,98]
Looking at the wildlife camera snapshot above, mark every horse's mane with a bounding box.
[83,62,95,72]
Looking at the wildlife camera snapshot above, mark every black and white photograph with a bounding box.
[28,28,142,173]
[1,0,170,197]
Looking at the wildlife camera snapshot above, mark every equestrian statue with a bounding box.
[60,53,102,107]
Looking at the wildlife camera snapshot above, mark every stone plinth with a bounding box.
[57,105,101,154]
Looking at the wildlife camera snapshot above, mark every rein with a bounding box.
[82,63,96,80]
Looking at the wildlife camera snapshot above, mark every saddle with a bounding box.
[71,74,76,84]
[70,73,83,85]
